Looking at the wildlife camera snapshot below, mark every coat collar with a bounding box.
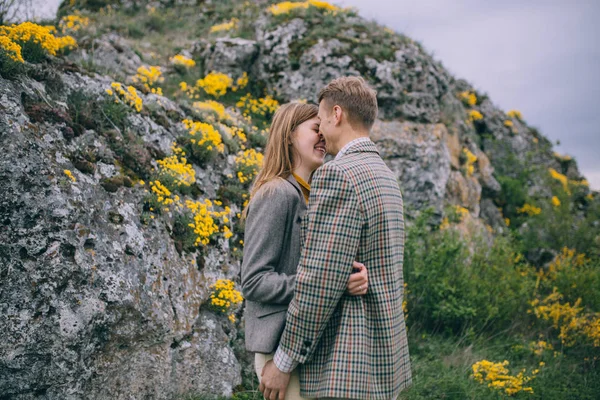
[285,174,302,195]
[342,138,380,157]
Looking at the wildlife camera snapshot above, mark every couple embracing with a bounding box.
[240,76,412,400]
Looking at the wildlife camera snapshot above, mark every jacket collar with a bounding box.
[285,174,302,195]
[342,138,380,157]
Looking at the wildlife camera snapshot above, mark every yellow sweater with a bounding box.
[292,173,311,203]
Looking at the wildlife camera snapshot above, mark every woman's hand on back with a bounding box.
[347,261,368,296]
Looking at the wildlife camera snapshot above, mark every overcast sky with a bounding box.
[34,0,600,189]
[338,0,600,189]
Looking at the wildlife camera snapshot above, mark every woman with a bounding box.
[240,103,368,399]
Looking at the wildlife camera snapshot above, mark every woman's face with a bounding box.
[291,117,326,173]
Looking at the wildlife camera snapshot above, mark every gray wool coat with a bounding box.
[240,174,306,353]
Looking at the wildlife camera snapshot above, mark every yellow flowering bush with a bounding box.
[58,15,90,34]
[185,199,232,246]
[0,36,25,63]
[63,169,76,182]
[182,119,225,162]
[548,168,570,194]
[236,93,280,122]
[209,18,239,33]
[461,148,477,176]
[507,109,523,120]
[468,110,483,123]
[551,196,561,207]
[517,203,542,216]
[221,125,248,150]
[268,0,340,15]
[234,72,249,91]
[234,148,264,184]
[208,279,243,322]
[530,288,586,347]
[132,65,164,95]
[192,100,232,122]
[156,145,196,187]
[458,90,477,106]
[504,119,514,128]
[170,54,196,69]
[196,71,233,98]
[0,22,76,63]
[471,360,536,396]
[105,82,143,112]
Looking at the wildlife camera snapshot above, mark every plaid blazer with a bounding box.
[278,140,412,399]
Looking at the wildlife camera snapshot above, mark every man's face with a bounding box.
[317,100,336,154]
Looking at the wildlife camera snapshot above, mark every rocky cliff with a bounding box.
[1,0,597,399]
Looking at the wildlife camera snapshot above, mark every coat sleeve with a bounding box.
[240,185,296,305]
[277,163,363,364]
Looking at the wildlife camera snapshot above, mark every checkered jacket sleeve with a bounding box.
[278,162,362,364]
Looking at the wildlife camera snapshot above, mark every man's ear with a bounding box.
[333,105,343,126]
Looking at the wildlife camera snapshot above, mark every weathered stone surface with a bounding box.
[67,33,142,78]
[0,72,241,399]
[371,121,452,220]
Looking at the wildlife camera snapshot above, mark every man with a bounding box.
[260,76,412,400]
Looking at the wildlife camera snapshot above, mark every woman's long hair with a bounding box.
[244,102,318,214]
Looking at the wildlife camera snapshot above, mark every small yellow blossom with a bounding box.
[63,169,76,182]
[507,109,523,120]
[458,90,477,106]
[210,18,239,33]
[170,54,196,68]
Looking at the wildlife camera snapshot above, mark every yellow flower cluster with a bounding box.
[196,71,233,98]
[235,148,264,184]
[548,168,570,194]
[0,36,24,63]
[551,196,561,207]
[58,15,90,34]
[530,288,585,346]
[268,0,339,15]
[183,72,247,99]
[235,72,249,91]
[105,82,143,112]
[133,65,164,95]
[517,203,541,216]
[454,205,469,222]
[458,90,477,106]
[222,125,248,149]
[471,360,536,396]
[529,339,553,356]
[0,22,76,59]
[507,110,523,120]
[468,110,483,122]
[504,120,513,128]
[236,93,280,118]
[183,119,225,153]
[63,169,76,182]
[209,18,239,33]
[150,180,181,207]
[156,145,196,187]
[192,100,231,122]
[170,54,196,68]
[462,148,477,176]
[209,279,243,322]
[185,199,232,246]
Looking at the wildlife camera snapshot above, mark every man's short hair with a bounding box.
[318,76,378,130]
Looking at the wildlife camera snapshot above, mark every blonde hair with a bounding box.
[243,102,318,216]
[318,76,378,130]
